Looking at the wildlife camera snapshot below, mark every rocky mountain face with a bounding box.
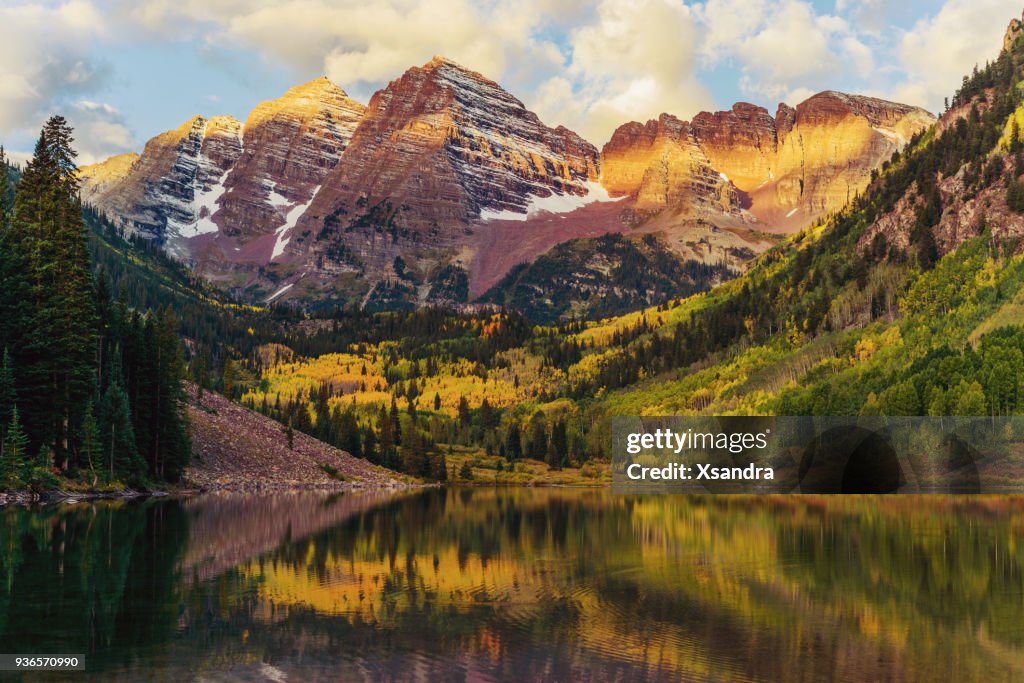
[294,57,602,284]
[80,115,243,255]
[601,113,740,215]
[78,56,934,313]
[604,93,936,231]
[79,78,365,264]
[478,233,737,324]
[210,78,366,246]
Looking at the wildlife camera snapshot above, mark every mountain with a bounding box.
[603,92,936,231]
[79,78,366,266]
[78,57,931,315]
[80,115,243,256]
[572,12,1024,419]
[601,113,741,215]
[292,56,603,303]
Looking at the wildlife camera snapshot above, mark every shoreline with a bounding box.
[0,480,608,507]
[0,481,432,507]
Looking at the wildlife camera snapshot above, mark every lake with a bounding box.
[1,489,1023,681]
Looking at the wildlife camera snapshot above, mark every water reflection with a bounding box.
[1,491,1023,681]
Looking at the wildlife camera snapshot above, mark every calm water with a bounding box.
[1,489,1024,682]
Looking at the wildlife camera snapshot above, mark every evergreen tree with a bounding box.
[81,401,102,485]
[0,348,15,444]
[547,419,568,469]
[434,451,448,481]
[505,422,522,460]
[362,423,378,463]
[5,118,97,469]
[100,380,142,483]
[1,407,28,489]
[222,358,236,399]
[528,413,547,460]
[401,419,431,477]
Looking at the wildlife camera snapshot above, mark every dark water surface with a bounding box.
[1,489,1023,682]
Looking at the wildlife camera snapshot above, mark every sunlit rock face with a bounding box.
[291,56,604,288]
[213,78,366,243]
[298,57,601,242]
[603,92,935,232]
[79,115,243,252]
[601,113,740,215]
[78,59,933,306]
[78,79,365,259]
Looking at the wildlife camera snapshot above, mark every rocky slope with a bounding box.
[479,233,737,323]
[186,384,403,489]
[604,93,935,232]
[197,78,366,268]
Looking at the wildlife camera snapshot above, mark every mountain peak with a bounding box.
[425,55,460,68]
[280,76,356,104]
[285,76,348,98]
[420,55,493,83]
[245,77,366,131]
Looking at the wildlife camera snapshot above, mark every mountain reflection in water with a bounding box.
[1,489,1023,682]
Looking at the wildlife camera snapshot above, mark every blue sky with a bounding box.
[1,0,1021,164]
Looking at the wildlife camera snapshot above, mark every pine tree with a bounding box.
[1,407,27,489]
[6,118,97,469]
[505,422,522,460]
[434,452,448,481]
[222,358,236,399]
[0,348,15,443]
[547,419,568,469]
[528,414,547,460]
[100,380,142,483]
[81,401,101,485]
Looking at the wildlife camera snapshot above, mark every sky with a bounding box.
[1,0,1022,165]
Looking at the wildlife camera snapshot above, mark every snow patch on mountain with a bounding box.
[480,181,623,222]
[271,185,321,260]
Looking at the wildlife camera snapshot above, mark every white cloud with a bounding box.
[533,0,713,144]
[67,101,136,165]
[3,0,1022,163]
[97,0,711,145]
[0,1,108,134]
[696,0,874,105]
[893,0,1021,112]
[108,0,575,100]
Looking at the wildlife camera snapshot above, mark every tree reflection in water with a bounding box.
[2,491,1023,681]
